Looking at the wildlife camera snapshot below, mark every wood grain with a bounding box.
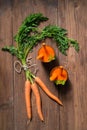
[0,0,87,130]
[0,0,14,130]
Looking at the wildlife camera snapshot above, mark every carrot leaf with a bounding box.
[2,13,79,82]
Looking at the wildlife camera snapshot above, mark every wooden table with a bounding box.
[0,0,87,130]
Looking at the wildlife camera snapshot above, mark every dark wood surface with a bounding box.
[0,0,87,130]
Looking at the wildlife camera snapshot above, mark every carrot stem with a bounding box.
[42,43,48,54]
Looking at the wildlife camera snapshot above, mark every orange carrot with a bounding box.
[35,77,63,106]
[37,53,44,60]
[37,43,55,62]
[31,82,44,121]
[25,80,32,120]
[50,66,68,85]
[50,73,58,81]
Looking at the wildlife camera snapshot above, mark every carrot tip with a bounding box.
[27,119,31,125]
[41,119,44,122]
[60,103,63,106]
[59,102,63,106]
[57,99,63,106]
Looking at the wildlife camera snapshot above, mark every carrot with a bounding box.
[37,53,44,60]
[25,80,32,120]
[37,43,55,62]
[35,77,63,106]
[31,82,44,121]
[62,69,68,80]
[50,73,58,81]
[50,66,68,85]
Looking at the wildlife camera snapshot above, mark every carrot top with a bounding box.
[2,13,79,82]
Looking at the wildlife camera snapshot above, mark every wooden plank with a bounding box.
[0,0,87,130]
[58,0,87,130]
[57,1,76,130]
[72,0,87,129]
[0,0,14,130]
[12,1,34,130]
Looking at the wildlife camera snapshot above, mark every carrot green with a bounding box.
[2,13,79,82]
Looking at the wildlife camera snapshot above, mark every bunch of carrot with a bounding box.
[2,13,79,122]
[25,76,63,121]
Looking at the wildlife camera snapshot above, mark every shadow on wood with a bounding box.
[41,56,59,75]
[54,79,72,96]
[40,57,72,98]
